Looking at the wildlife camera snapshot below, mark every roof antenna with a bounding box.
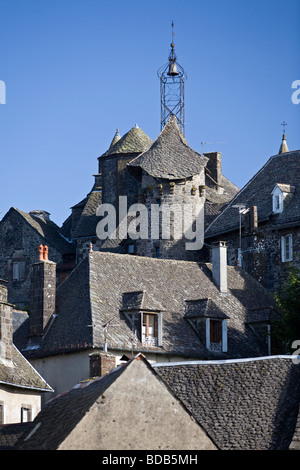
[102,317,115,353]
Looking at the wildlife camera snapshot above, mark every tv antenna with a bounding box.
[200,141,226,154]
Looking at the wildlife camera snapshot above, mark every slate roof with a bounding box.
[0,344,52,392]
[154,356,300,450]
[71,191,102,239]
[13,354,216,450]
[128,115,208,180]
[16,251,276,361]
[0,423,31,450]
[2,207,74,254]
[14,358,128,450]
[205,150,300,238]
[101,125,152,158]
[13,354,300,450]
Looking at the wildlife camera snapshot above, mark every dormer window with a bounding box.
[271,184,295,214]
[121,291,164,348]
[206,318,228,352]
[142,313,162,346]
[272,186,283,214]
[184,299,228,353]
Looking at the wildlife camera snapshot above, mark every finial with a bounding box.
[281,121,287,135]
[279,122,289,154]
[171,20,175,48]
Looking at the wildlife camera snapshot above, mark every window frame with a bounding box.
[281,234,293,262]
[206,318,228,352]
[12,260,26,281]
[21,405,32,423]
[272,186,284,214]
[0,402,4,425]
[141,312,162,347]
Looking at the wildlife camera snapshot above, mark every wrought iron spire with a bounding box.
[157,22,187,134]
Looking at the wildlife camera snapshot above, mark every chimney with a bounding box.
[29,245,56,337]
[0,279,13,362]
[212,241,228,294]
[205,152,222,186]
[89,352,116,378]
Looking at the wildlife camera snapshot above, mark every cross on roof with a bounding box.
[281,121,287,133]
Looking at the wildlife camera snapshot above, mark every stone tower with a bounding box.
[128,115,208,260]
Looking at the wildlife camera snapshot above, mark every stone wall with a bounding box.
[207,222,300,291]
[0,211,63,306]
[135,171,206,261]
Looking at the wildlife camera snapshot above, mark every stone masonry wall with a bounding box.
[135,171,206,261]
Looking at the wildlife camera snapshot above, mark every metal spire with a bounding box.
[157,22,187,134]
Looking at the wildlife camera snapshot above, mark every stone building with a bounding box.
[0,279,52,426]
[13,242,278,404]
[10,353,300,451]
[67,115,238,262]
[14,354,216,450]
[205,135,300,291]
[0,208,75,306]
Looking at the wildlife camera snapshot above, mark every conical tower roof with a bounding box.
[109,128,121,148]
[101,124,152,157]
[279,133,289,154]
[128,115,207,180]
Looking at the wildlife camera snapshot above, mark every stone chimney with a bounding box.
[29,245,56,337]
[0,279,13,362]
[89,352,116,378]
[205,152,222,186]
[212,241,228,294]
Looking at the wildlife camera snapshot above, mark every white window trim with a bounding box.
[272,186,283,214]
[141,311,163,347]
[205,318,228,353]
[281,234,293,262]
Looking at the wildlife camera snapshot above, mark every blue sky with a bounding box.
[0,0,299,226]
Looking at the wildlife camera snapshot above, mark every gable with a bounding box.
[205,150,300,238]
[15,355,217,450]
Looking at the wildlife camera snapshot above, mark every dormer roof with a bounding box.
[121,290,165,312]
[271,183,296,195]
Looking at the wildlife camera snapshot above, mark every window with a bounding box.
[0,403,4,424]
[142,314,157,346]
[281,234,293,262]
[206,318,227,352]
[127,244,135,255]
[21,406,32,423]
[12,261,26,281]
[274,195,281,212]
[272,186,283,214]
[142,313,162,346]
